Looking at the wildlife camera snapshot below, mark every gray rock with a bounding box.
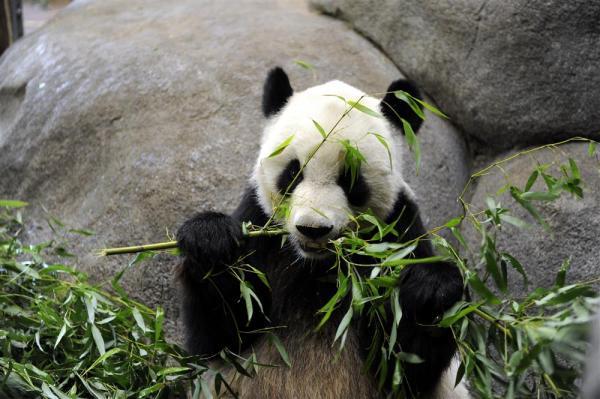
[401,107,471,236]
[0,0,467,342]
[311,0,600,151]
[462,142,600,292]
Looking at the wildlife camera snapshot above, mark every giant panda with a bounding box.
[176,67,469,398]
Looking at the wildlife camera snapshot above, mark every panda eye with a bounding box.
[337,169,370,207]
[276,159,303,194]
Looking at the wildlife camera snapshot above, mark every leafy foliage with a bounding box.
[0,205,213,399]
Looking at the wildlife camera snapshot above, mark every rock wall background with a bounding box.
[1,0,598,348]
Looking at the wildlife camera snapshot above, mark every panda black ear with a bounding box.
[380,79,424,134]
[262,67,294,117]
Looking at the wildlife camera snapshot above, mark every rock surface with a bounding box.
[311,0,600,151]
[0,0,467,342]
[401,108,470,233]
[462,142,600,292]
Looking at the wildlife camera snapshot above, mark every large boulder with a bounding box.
[401,109,470,233]
[311,0,600,151]
[461,142,600,292]
[0,0,467,342]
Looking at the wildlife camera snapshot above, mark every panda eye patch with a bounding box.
[276,159,303,194]
[337,169,370,207]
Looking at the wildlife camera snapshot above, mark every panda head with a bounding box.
[252,67,423,259]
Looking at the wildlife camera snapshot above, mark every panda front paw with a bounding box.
[176,212,243,280]
[399,261,463,326]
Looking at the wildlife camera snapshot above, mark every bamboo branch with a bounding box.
[97,228,287,256]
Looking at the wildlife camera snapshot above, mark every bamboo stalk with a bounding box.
[98,241,178,256]
[97,228,287,256]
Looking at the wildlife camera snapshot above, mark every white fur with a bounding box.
[432,358,472,399]
[252,80,410,255]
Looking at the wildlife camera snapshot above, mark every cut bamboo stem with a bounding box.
[97,228,287,256]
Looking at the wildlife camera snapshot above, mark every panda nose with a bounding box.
[296,224,333,240]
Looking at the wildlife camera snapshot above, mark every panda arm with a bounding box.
[374,191,464,395]
[177,186,273,356]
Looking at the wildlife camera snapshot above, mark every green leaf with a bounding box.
[499,214,529,229]
[132,308,146,333]
[269,333,291,367]
[334,307,353,343]
[0,199,28,208]
[413,97,448,118]
[524,170,539,192]
[520,191,560,201]
[501,253,529,287]
[402,118,421,174]
[588,141,597,156]
[393,91,425,120]
[440,302,481,327]
[83,348,124,374]
[139,383,164,398]
[466,272,501,305]
[510,186,549,230]
[369,132,393,169]
[54,322,67,349]
[90,324,105,355]
[294,59,314,70]
[397,352,424,364]
[347,100,382,118]
[392,358,402,390]
[312,119,327,139]
[555,257,571,288]
[240,281,254,322]
[267,134,295,158]
[156,367,191,377]
[444,217,463,228]
[382,244,417,266]
[568,158,581,181]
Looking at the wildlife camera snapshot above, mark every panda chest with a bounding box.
[230,320,380,399]
[227,266,381,399]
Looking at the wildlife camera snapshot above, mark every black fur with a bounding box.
[381,79,424,134]
[276,159,303,194]
[176,189,274,355]
[337,169,370,207]
[362,192,463,397]
[262,67,293,117]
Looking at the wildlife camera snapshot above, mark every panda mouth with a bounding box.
[296,240,332,259]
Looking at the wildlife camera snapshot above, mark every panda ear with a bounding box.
[262,67,294,117]
[380,79,424,134]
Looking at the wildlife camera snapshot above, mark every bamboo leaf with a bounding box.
[369,132,393,169]
[347,100,382,118]
[294,59,314,70]
[90,325,105,355]
[269,333,291,367]
[267,134,295,158]
[393,91,425,120]
[312,119,327,139]
[402,119,421,174]
[334,307,353,343]
[0,199,28,208]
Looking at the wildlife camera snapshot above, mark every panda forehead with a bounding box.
[258,80,397,163]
